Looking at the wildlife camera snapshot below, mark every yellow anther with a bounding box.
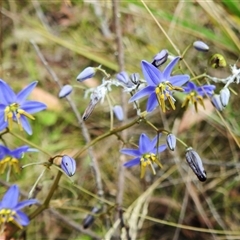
[17,109,35,120]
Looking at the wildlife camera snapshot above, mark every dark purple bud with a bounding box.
[58,85,73,98]
[61,155,76,177]
[220,87,230,107]
[166,133,176,151]
[130,73,140,85]
[113,105,124,121]
[152,49,168,67]
[211,94,224,111]
[83,206,101,229]
[185,147,206,182]
[76,67,96,82]
[193,41,209,52]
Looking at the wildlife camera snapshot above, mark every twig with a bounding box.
[30,40,104,198]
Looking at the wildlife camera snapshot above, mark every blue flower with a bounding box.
[0,80,47,135]
[129,57,189,112]
[0,185,37,229]
[182,81,216,112]
[61,155,76,177]
[0,145,30,174]
[121,133,167,178]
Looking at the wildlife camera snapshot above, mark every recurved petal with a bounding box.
[120,148,140,157]
[141,60,162,85]
[11,146,29,159]
[163,57,180,79]
[1,185,19,208]
[123,157,140,167]
[20,116,32,135]
[21,101,47,113]
[15,199,38,211]
[170,75,189,87]
[129,86,154,102]
[15,211,29,226]
[0,79,16,104]
[146,92,158,112]
[154,144,167,154]
[17,82,38,104]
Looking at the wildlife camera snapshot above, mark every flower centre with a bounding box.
[155,82,183,112]
[0,208,23,230]
[140,153,163,178]
[182,91,204,112]
[4,103,35,131]
[0,156,20,174]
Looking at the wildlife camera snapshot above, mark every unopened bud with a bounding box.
[152,49,168,67]
[113,105,124,121]
[220,87,230,107]
[61,155,76,177]
[185,147,207,182]
[58,85,73,98]
[166,133,176,151]
[116,71,134,88]
[193,41,209,52]
[83,206,101,229]
[211,94,224,111]
[130,73,140,85]
[76,67,96,82]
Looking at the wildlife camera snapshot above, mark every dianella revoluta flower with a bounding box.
[121,133,167,178]
[61,155,76,177]
[151,49,168,67]
[129,56,189,113]
[220,87,230,107]
[185,147,207,182]
[182,81,216,112]
[193,41,209,52]
[113,105,124,121]
[0,145,31,174]
[211,94,224,111]
[0,80,47,135]
[0,185,37,230]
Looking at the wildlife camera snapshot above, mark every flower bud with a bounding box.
[185,147,206,182]
[61,155,76,177]
[166,133,176,151]
[58,85,73,98]
[130,73,140,85]
[193,41,209,52]
[211,94,224,111]
[83,206,101,229]
[116,71,134,88]
[113,105,124,121]
[76,67,96,82]
[152,49,168,67]
[220,87,230,107]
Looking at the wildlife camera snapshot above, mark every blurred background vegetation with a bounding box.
[1,0,240,239]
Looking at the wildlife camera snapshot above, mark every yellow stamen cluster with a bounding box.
[4,103,35,131]
[140,153,163,178]
[155,82,183,112]
[181,92,205,112]
[0,157,20,174]
[0,209,22,230]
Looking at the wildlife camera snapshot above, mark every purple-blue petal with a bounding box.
[15,211,29,226]
[16,82,38,104]
[15,199,38,211]
[155,144,167,154]
[11,146,29,159]
[141,60,163,86]
[0,117,8,132]
[163,57,180,79]
[20,116,32,135]
[124,157,140,167]
[0,145,11,156]
[169,75,189,86]
[139,133,152,153]
[120,148,140,157]
[146,93,158,112]
[21,101,47,114]
[129,86,155,102]
[1,185,19,209]
[0,80,16,104]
